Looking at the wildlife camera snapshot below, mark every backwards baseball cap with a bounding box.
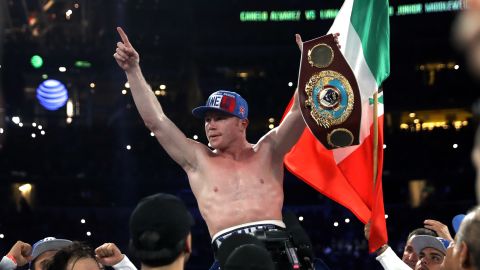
[129,193,194,251]
[29,237,72,268]
[192,90,248,120]
[411,235,450,255]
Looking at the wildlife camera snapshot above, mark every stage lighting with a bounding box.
[31,55,43,69]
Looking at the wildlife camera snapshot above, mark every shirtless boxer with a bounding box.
[113,27,307,269]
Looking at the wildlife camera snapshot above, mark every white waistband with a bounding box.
[211,220,286,242]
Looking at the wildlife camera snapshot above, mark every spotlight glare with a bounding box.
[19,183,32,193]
[66,117,72,124]
[288,82,293,87]
[31,133,36,138]
[126,145,132,150]
[121,89,127,95]
[333,222,339,227]
[454,64,459,70]
[150,132,155,137]
[41,130,45,135]
[59,67,67,72]
[90,83,95,88]
[18,123,24,127]
[159,84,166,90]
[80,219,86,224]
[38,125,43,130]
[298,216,304,221]
[453,143,458,149]
[385,214,389,219]
[0,234,4,239]
[383,144,387,149]
[193,135,198,140]
[345,218,350,223]
[0,128,3,134]
[12,116,20,124]
[32,122,37,127]
[125,82,130,88]
[86,231,91,236]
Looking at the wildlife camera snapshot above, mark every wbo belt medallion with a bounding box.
[298,34,361,149]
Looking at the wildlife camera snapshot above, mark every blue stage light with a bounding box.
[36,79,68,110]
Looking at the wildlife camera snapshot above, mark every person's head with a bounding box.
[217,234,274,270]
[403,228,438,268]
[29,237,73,270]
[192,90,249,149]
[441,207,480,270]
[129,193,194,268]
[411,235,449,270]
[45,242,100,270]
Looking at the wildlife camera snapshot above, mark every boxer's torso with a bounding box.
[187,141,285,237]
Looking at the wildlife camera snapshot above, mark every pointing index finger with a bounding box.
[116,27,131,46]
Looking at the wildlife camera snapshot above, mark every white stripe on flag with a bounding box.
[325,0,382,163]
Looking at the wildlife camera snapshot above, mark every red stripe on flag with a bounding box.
[282,95,387,252]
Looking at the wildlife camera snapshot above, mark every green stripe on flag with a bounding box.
[350,0,390,86]
[369,95,384,105]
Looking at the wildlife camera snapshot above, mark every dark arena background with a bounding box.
[0,0,477,269]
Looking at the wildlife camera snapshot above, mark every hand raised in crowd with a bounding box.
[6,241,32,266]
[114,27,140,72]
[424,219,454,241]
[95,243,125,266]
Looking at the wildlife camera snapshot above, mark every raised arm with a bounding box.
[260,34,306,156]
[114,27,199,171]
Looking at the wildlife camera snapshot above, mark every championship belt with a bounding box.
[298,34,361,149]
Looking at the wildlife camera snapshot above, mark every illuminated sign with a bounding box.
[240,11,268,22]
[396,4,423,15]
[239,0,464,22]
[74,60,92,68]
[36,79,68,111]
[319,9,339,20]
[424,1,463,12]
[269,11,301,21]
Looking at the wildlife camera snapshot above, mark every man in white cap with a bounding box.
[29,237,73,270]
[411,235,450,270]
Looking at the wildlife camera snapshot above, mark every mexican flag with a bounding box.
[284,0,390,252]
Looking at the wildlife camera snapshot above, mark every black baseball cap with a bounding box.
[217,234,274,270]
[129,193,194,251]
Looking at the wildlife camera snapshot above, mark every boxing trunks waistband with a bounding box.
[211,220,286,255]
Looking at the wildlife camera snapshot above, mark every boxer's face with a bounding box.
[204,111,246,150]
